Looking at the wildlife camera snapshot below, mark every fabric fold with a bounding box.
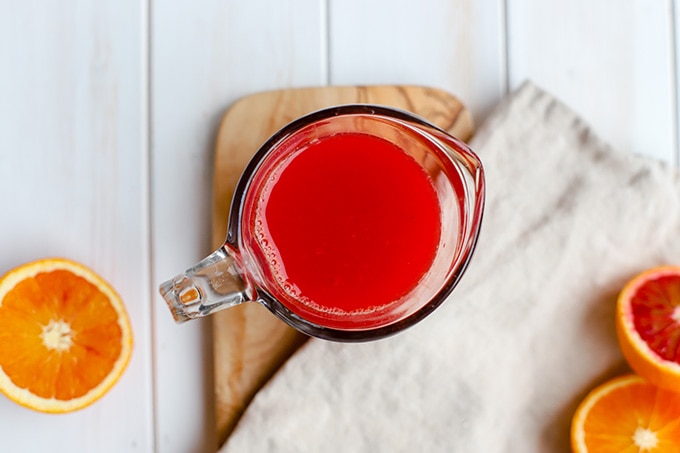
[220,82,680,453]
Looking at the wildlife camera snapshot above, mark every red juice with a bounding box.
[247,132,442,328]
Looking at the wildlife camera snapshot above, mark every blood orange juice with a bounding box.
[160,105,485,341]
[243,131,443,329]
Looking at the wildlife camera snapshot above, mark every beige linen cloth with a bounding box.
[220,82,680,452]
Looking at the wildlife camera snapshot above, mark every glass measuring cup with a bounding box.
[159,105,485,342]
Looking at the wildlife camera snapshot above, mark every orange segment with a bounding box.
[617,266,680,391]
[0,258,133,413]
[571,374,680,452]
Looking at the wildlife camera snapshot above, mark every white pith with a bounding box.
[41,319,74,351]
[632,426,658,449]
[672,305,680,324]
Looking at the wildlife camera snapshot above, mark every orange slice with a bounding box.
[616,266,680,392]
[0,258,133,413]
[571,374,680,452]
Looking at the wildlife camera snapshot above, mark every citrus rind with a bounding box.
[571,374,641,453]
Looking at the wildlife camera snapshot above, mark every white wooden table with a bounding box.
[1,1,678,451]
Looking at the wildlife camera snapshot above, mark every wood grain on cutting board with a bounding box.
[212,85,473,446]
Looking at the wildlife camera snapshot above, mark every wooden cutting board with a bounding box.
[212,85,474,447]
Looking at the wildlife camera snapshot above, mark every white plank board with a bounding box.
[3,0,680,451]
[327,0,507,125]
[150,1,326,451]
[507,0,676,164]
[0,1,153,451]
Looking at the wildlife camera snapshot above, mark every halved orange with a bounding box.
[571,374,680,452]
[0,258,133,413]
[616,266,680,392]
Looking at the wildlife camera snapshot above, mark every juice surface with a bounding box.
[253,132,442,325]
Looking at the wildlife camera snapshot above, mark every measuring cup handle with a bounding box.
[159,246,249,323]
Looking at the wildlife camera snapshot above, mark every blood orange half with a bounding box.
[616,266,680,392]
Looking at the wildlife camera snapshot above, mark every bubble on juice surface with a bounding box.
[252,171,292,298]
[292,295,400,319]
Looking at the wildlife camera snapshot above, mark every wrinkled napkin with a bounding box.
[220,82,680,452]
